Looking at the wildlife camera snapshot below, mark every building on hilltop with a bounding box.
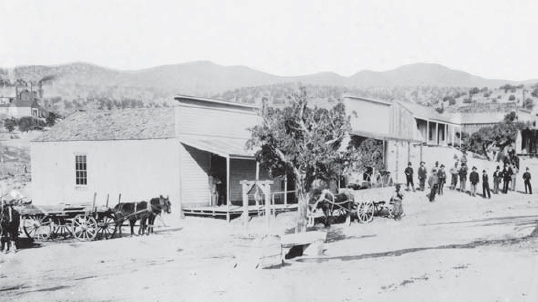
[0,83,47,118]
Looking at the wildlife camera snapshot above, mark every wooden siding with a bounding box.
[31,139,180,206]
[176,105,260,139]
[389,103,417,140]
[344,98,391,135]
[179,144,211,208]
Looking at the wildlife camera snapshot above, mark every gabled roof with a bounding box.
[397,102,457,123]
[33,108,175,142]
[457,113,506,124]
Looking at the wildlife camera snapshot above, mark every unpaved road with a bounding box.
[1,186,537,302]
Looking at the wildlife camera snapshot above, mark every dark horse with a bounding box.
[308,189,355,227]
[139,196,171,235]
[1,201,21,253]
[111,195,171,238]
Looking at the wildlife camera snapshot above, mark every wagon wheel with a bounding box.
[71,214,98,241]
[357,201,375,223]
[22,215,53,240]
[49,217,72,239]
[97,214,117,240]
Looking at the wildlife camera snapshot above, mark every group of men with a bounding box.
[404,159,533,202]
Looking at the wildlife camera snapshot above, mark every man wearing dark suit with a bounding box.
[482,170,491,199]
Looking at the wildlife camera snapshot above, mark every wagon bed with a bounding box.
[19,202,117,242]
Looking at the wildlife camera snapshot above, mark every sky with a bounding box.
[1,0,537,81]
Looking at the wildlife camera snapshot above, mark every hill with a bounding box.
[1,61,537,115]
[0,61,530,93]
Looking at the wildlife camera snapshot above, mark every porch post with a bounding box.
[226,156,231,223]
[426,120,430,145]
[435,122,439,145]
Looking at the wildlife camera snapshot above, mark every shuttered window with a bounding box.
[75,155,87,185]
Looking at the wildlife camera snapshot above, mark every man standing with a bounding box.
[438,164,447,195]
[511,164,518,191]
[493,166,502,194]
[404,162,415,192]
[523,167,532,194]
[502,164,513,194]
[429,168,439,202]
[482,169,491,199]
[459,163,468,193]
[469,166,479,197]
[449,162,459,190]
[418,161,427,191]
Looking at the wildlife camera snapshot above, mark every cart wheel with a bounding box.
[98,215,116,240]
[357,201,375,223]
[52,223,73,239]
[22,215,53,240]
[71,214,98,241]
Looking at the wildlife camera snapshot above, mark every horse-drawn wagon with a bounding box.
[307,186,401,227]
[20,195,171,242]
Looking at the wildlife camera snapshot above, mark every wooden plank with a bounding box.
[280,231,327,247]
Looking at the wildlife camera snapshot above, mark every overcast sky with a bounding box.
[1,0,536,80]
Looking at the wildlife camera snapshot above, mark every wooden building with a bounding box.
[343,96,424,184]
[31,96,293,221]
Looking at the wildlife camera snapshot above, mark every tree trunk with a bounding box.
[482,143,491,161]
[295,182,308,233]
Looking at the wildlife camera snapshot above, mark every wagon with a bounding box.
[20,203,117,242]
[307,189,376,227]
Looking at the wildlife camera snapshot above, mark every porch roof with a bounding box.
[180,135,256,159]
[351,129,423,144]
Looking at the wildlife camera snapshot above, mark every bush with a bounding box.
[18,117,45,132]
[46,112,60,127]
[523,98,534,109]
[4,118,17,132]
[509,95,516,101]
[463,98,472,103]
[469,87,480,95]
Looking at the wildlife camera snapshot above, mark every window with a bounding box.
[75,155,87,185]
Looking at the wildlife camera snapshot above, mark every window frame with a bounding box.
[75,154,88,186]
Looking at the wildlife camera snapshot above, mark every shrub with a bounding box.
[509,95,516,101]
[18,117,45,132]
[463,98,471,103]
[4,118,17,132]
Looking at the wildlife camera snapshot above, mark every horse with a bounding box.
[308,189,356,227]
[111,201,152,238]
[0,201,21,253]
[111,195,171,238]
[139,195,171,235]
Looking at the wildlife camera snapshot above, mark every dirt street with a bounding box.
[1,184,538,302]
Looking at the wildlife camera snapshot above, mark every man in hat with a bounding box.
[418,161,427,191]
[469,166,479,197]
[493,166,502,194]
[502,163,513,194]
[523,167,532,194]
[404,162,415,192]
[482,169,491,199]
[437,164,447,195]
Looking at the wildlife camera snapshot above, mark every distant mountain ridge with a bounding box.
[0,61,532,97]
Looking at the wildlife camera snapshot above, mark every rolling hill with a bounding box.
[0,61,530,96]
